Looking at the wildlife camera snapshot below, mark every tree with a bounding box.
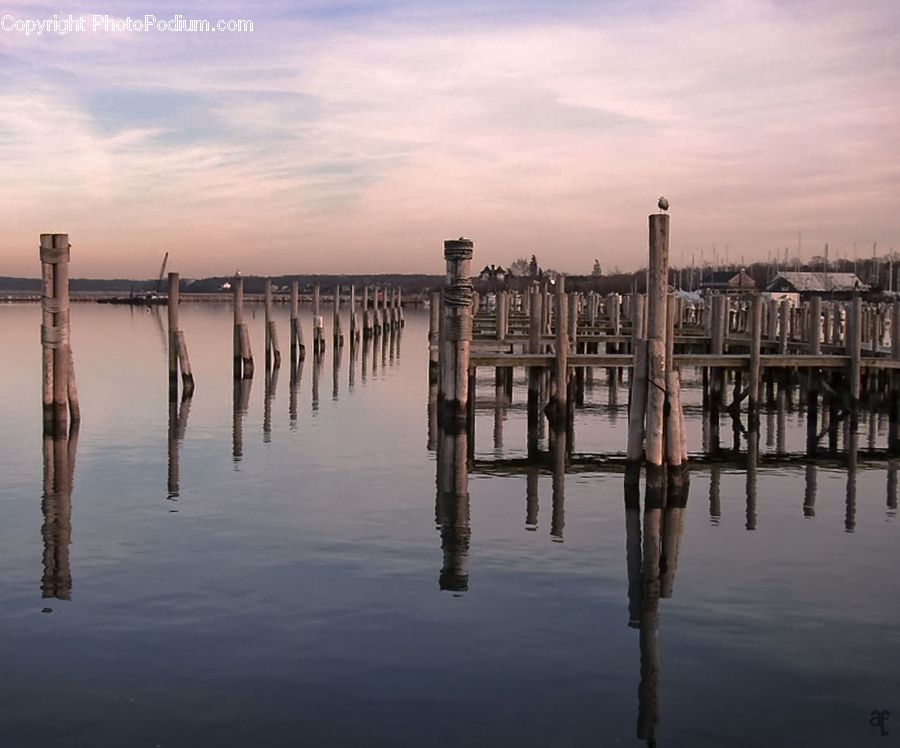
[508,257,530,277]
[591,259,602,276]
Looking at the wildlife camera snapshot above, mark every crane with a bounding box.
[155,252,169,295]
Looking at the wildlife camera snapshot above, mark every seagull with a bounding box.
[658,196,669,212]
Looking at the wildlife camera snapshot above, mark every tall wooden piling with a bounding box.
[429,291,441,385]
[550,276,569,425]
[313,284,325,356]
[849,295,862,409]
[264,278,281,370]
[748,294,763,418]
[40,234,78,434]
[333,285,344,347]
[440,238,475,424]
[290,281,305,363]
[349,285,359,342]
[645,214,669,468]
[168,272,180,398]
[233,275,253,378]
[167,272,194,399]
[528,285,543,434]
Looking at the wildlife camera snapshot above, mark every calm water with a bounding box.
[1,302,898,747]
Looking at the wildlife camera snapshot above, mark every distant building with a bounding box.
[699,269,757,294]
[766,272,868,299]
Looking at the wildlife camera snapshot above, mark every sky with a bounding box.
[1,0,898,278]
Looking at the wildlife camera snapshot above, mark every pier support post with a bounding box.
[748,293,763,423]
[429,291,441,385]
[547,276,569,427]
[645,214,669,468]
[40,234,78,434]
[290,281,306,363]
[527,285,543,436]
[440,238,475,426]
[167,272,194,399]
[849,295,862,421]
[233,275,253,378]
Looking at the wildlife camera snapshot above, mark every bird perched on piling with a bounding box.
[658,196,669,212]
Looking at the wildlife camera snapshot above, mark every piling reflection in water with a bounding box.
[435,427,471,593]
[846,427,858,532]
[550,427,567,542]
[41,423,79,600]
[167,396,191,500]
[312,352,322,411]
[263,363,279,443]
[623,467,689,747]
[289,359,304,428]
[804,464,817,517]
[332,340,342,401]
[232,375,252,463]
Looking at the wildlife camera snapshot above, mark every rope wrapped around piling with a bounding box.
[442,279,475,309]
[41,324,67,348]
[39,245,70,264]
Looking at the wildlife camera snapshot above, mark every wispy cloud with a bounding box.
[1,0,898,276]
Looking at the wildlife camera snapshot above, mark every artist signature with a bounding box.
[871,710,892,737]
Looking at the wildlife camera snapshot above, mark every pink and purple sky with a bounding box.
[1,0,898,277]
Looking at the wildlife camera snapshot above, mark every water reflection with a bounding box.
[435,427,471,593]
[625,468,689,747]
[289,359,304,428]
[167,396,191,501]
[263,364,279,443]
[41,423,79,601]
[232,375,252,463]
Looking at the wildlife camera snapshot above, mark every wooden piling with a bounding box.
[849,295,862,408]
[808,296,822,356]
[550,276,569,425]
[40,234,77,433]
[748,294,763,416]
[168,272,180,399]
[167,272,194,398]
[428,291,441,385]
[440,238,475,424]
[290,281,306,362]
[233,275,253,377]
[644,214,669,467]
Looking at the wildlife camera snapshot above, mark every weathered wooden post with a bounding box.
[168,272,180,399]
[333,284,344,347]
[748,293,763,421]
[313,283,325,356]
[362,286,372,338]
[233,275,253,378]
[645,214,669,469]
[428,291,441,385]
[848,294,862,420]
[40,234,79,434]
[349,285,359,342]
[808,296,822,356]
[264,278,281,370]
[778,300,790,354]
[290,281,306,363]
[167,272,194,399]
[440,238,475,426]
[527,284,543,435]
[549,276,569,426]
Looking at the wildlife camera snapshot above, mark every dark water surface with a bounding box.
[0,303,898,747]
